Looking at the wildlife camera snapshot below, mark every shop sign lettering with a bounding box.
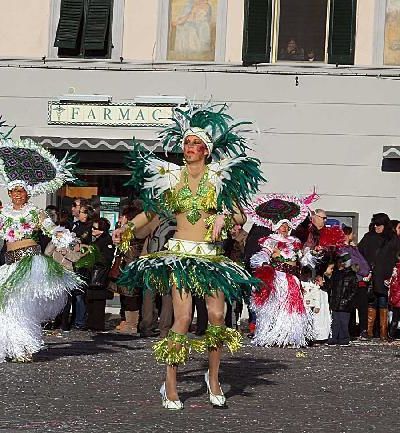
[48,102,175,127]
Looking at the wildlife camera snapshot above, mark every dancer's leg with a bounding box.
[165,286,192,400]
[205,291,225,395]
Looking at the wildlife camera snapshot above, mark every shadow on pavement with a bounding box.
[178,356,287,402]
[34,332,145,362]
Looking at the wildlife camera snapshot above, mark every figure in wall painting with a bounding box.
[168,0,217,61]
[384,0,400,65]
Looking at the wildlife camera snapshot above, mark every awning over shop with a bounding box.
[21,136,162,152]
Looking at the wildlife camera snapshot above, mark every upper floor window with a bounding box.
[167,0,219,61]
[243,0,357,66]
[384,0,400,65]
[54,0,113,58]
[276,0,328,62]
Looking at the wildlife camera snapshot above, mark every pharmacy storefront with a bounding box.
[23,96,184,219]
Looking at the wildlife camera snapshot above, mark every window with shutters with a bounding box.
[242,0,357,66]
[54,0,113,58]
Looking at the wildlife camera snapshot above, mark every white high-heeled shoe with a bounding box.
[159,383,184,410]
[204,370,226,407]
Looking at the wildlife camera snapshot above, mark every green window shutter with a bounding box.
[83,0,112,50]
[242,0,273,65]
[328,0,357,65]
[54,0,84,49]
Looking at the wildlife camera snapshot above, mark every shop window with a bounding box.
[242,0,357,65]
[325,211,359,240]
[54,0,113,58]
[384,0,400,65]
[166,0,220,61]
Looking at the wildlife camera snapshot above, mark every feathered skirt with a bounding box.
[117,238,258,302]
[0,246,82,361]
[251,265,314,348]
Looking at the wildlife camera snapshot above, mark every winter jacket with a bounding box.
[86,233,115,299]
[340,245,370,281]
[358,232,400,295]
[389,262,400,308]
[73,221,93,245]
[44,241,83,271]
[244,225,272,271]
[93,232,115,268]
[329,268,358,312]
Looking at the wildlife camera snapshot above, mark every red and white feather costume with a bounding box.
[251,234,314,348]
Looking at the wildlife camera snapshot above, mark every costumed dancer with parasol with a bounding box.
[246,193,318,348]
[0,138,83,362]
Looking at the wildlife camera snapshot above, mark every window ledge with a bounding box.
[2,57,400,77]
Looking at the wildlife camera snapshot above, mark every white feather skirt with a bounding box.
[0,254,82,361]
[251,269,314,348]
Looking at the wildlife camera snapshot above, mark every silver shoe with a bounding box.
[159,383,183,410]
[204,370,226,407]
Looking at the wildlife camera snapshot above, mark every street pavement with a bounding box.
[1,327,400,433]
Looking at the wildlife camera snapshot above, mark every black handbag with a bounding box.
[89,264,109,289]
[86,288,107,301]
[366,279,376,303]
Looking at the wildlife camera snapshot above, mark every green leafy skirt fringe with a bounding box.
[117,251,259,303]
[153,324,243,366]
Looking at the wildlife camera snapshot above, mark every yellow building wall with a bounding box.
[0,0,380,65]
[0,0,50,57]
[123,0,159,61]
[354,0,376,65]
[225,0,244,62]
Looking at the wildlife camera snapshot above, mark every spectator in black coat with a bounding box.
[358,213,400,340]
[71,203,95,330]
[86,217,115,331]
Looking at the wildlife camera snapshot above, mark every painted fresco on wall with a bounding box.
[167,0,218,61]
[384,0,400,65]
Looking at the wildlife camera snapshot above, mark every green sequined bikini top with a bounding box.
[164,166,217,224]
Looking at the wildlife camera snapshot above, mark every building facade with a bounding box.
[0,0,399,235]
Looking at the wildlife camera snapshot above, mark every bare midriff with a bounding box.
[174,211,214,242]
[7,238,38,252]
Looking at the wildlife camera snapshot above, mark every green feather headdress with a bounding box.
[159,102,254,161]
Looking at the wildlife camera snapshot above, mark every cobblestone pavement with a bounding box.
[1,329,400,433]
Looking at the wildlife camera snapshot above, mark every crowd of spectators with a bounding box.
[40,198,400,347]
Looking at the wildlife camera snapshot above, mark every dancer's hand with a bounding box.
[112,228,122,244]
[212,214,225,242]
[271,248,281,258]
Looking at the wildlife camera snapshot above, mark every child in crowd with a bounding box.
[388,254,400,340]
[313,260,334,342]
[301,267,320,344]
[328,252,358,345]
